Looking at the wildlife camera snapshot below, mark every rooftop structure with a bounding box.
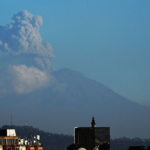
[68,117,110,150]
[0,128,43,150]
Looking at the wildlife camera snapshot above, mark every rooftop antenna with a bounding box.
[11,110,13,129]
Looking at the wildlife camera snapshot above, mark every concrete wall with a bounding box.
[20,146,26,150]
[7,130,16,136]
[95,127,110,146]
[0,145,3,150]
[75,128,95,150]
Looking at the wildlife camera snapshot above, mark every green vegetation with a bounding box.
[111,137,150,150]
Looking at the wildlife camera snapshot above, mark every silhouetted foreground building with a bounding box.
[128,146,150,150]
[128,146,145,150]
[67,117,110,150]
[0,128,43,150]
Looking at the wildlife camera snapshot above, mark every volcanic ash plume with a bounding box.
[9,65,50,94]
[0,10,56,94]
[0,10,55,70]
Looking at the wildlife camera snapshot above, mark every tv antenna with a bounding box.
[11,110,13,128]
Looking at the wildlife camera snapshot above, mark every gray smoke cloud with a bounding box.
[0,10,55,70]
[0,10,57,94]
[9,65,50,94]
[0,65,52,94]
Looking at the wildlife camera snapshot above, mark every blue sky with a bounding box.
[0,0,150,105]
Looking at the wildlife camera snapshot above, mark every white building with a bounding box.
[0,129,43,150]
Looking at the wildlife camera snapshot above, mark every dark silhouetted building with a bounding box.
[67,117,110,150]
[128,146,145,150]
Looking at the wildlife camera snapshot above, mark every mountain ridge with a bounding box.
[0,68,150,138]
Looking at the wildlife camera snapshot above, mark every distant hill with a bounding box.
[0,68,150,138]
